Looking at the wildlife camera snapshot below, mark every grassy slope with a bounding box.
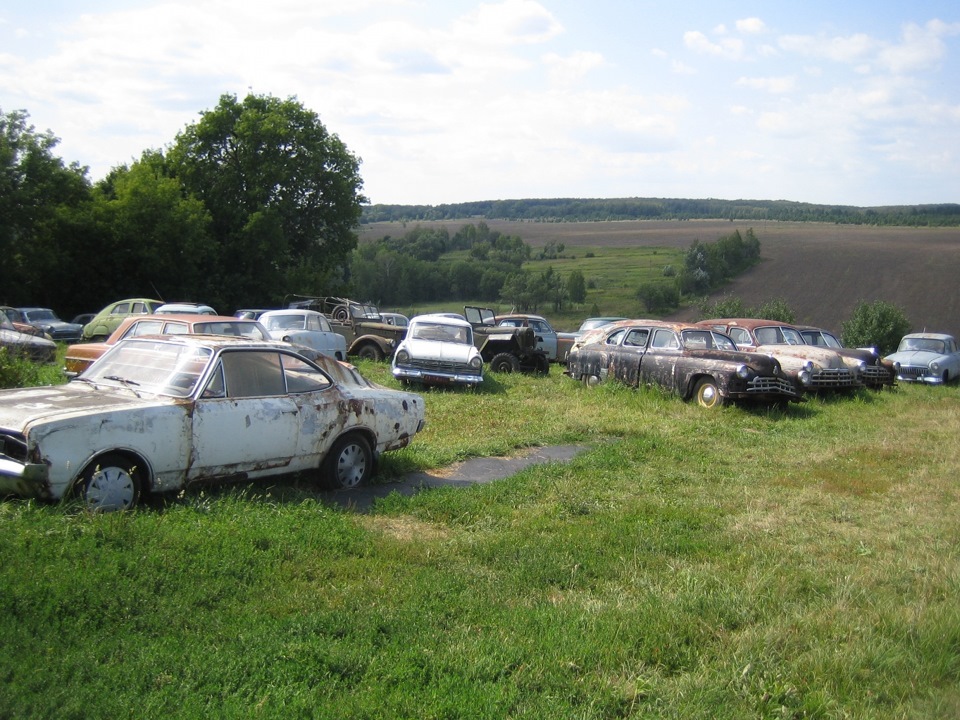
[1,362,958,718]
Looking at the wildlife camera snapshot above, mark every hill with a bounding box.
[359,219,960,340]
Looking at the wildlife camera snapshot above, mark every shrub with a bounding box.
[841,300,911,355]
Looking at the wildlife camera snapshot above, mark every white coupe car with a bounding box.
[885,333,960,384]
[392,314,483,387]
[259,309,348,360]
[0,335,425,510]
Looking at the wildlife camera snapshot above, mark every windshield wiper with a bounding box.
[103,375,141,387]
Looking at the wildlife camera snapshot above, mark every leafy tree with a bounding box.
[166,93,366,309]
[754,297,795,324]
[567,269,586,304]
[636,282,680,313]
[697,295,793,322]
[841,300,911,355]
[0,108,90,311]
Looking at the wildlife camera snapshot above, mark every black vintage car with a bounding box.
[565,320,803,408]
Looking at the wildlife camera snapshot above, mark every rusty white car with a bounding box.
[259,309,348,361]
[885,333,960,384]
[566,320,802,408]
[698,318,862,391]
[796,325,896,389]
[392,314,483,387]
[0,335,425,510]
[0,313,57,363]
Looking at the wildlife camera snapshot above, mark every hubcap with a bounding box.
[700,385,718,406]
[85,466,135,511]
[337,444,367,488]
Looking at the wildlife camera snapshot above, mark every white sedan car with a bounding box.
[0,335,425,510]
[392,314,483,387]
[259,309,348,360]
[885,333,960,384]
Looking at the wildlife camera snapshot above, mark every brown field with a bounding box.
[360,219,960,339]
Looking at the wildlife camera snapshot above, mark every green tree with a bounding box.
[841,300,911,355]
[0,108,90,311]
[166,93,366,309]
[567,269,586,304]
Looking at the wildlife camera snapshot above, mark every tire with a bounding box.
[693,377,726,409]
[333,305,349,322]
[581,374,600,387]
[323,433,373,489]
[533,354,550,375]
[356,343,384,361]
[490,352,520,373]
[79,453,143,511]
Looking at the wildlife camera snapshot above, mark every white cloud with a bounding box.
[736,75,796,93]
[736,17,766,34]
[543,50,605,84]
[684,30,744,59]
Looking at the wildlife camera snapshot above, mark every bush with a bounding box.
[841,300,911,355]
[0,349,45,388]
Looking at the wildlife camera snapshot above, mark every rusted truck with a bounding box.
[464,306,550,374]
[287,296,405,361]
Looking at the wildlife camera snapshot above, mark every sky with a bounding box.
[2,1,959,207]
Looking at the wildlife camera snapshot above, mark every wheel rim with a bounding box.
[336,443,367,488]
[85,465,136,511]
[697,383,720,408]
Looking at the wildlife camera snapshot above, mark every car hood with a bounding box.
[885,349,943,366]
[0,328,57,349]
[0,383,169,433]
[399,338,478,363]
[755,344,845,369]
[688,348,780,372]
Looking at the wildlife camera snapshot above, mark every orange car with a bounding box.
[64,314,271,377]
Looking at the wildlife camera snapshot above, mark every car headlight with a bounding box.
[855,360,866,376]
[469,356,482,370]
[736,364,751,379]
[930,360,940,373]
[395,349,410,364]
[798,370,812,386]
[802,360,814,373]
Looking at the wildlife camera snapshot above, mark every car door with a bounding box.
[189,350,300,481]
[638,328,681,390]
[606,327,650,386]
[529,319,558,360]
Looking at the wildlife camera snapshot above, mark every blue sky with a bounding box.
[2,1,958,206]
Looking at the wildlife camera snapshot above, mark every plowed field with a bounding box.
[360,219,960,338]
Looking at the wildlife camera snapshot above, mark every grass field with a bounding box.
[361,219,960,339]
[2,360,958,718]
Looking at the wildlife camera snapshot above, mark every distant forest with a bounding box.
[362,197,960,227]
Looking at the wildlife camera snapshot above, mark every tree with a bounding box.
[0,108,90,311]
[567,270,586,304]
[166,93,366,309]
[841,300,911,355]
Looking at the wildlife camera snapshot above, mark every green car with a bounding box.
[81,298,163,341]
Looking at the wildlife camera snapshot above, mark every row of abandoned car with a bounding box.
[1,295,957,513]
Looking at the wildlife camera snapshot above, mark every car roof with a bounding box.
[411,313,471,327]
[902,332,954,340]
[260,308,322,316]
[699,318,800,330]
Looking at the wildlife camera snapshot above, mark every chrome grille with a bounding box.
[898,366,929,380]
[747,376,797,395]
[402,358,479,374]
[810,368,856,387]
[862,366,893,382]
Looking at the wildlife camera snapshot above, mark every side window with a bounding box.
[281,354,332,393]
[220,351,286,397]
[623,329,649,347]
[306,315,320,331]
[651,329,679,349]
[124,320,164,339]
[729,328,751,345]
[162,322,189,335]
[605,328,627,346]
[201,361,226,399]
[114,303,130,315]
[132,302,148,314]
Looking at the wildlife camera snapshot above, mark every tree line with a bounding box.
[2,95,365,320]
[363,198,960,227]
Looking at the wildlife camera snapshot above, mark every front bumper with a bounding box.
[0,457,51,499]
[392,365,483,386]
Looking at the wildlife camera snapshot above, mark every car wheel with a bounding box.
[356,344,384,361]
[534,355,550,375]
[79,453,143,511]
[694,377,726,409]
[581,374,600,387]
[490,352,520,373]
[323,433,373,489]
[333,305,350,322]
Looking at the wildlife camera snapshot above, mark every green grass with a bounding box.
[1,363,959,718]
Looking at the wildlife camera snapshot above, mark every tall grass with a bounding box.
[1,363,958,718]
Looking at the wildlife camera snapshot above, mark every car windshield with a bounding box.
[81,340,213,397]
[25,309,57,321]
[680,329,737,351]
[899,337,945,353]
[410,321,472,344]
